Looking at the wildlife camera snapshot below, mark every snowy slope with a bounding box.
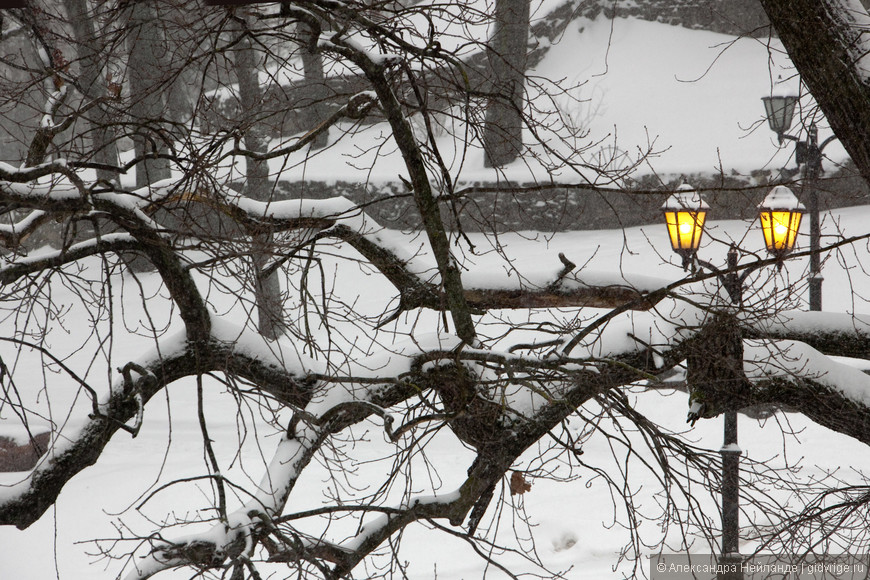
[265,17,846,186]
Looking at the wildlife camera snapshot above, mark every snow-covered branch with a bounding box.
[25,86,73,167]
[751,310,870,360]
[744,338,870,444]
[0,233,140,284]
[0,328,323,530]
[0,346,193,529]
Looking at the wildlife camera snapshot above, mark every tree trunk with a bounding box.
[63,0,120,184]
[759,0,870,184]
[232,14,286,340]
[299,22,329,150]
[482,0,530,168]
[126,1,171,188]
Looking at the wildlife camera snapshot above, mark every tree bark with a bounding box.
[232,13,287,340]
[126,0,171,188]
[356,58,478,342]
[299,22,330,150]
[483,0,530,168]
[759,0,870,183]
[63,0,120,184]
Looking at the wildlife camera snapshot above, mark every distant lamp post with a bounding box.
[661,183,803,580]
[662,183,710,270]
[761,92,835,311]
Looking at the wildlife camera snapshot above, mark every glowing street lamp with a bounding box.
[662,183,803,272]
[758,185,805,260]
[662,183,710,269]
[761,92,834,311]
[661,182,804,580]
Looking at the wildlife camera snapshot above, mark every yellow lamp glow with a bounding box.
[662,183,709,269]
[758,185,804,259]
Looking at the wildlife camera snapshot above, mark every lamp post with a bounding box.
[762,94,835,312]
[661,183,805,580]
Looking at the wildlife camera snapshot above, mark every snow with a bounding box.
[745,339,870,407]
[232,194,370,231]
[3,9,870,580]
[754,310,870,340]
[759,184,805,211]
[6,195,870,578]
[2,232,135,271]
[662,183,710,211]
[263,18,847,185]
[0,178,79,200]
[210,316,316,376]
[530,17,826,175]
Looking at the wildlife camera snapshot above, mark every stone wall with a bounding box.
[531,0,769,53]
[609,0,769,36]
[8,1,870,244]
[18,167,868,255]
[272,166,870,233]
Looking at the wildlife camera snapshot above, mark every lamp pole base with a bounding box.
[809,275,823,312]
[717,553,744,580]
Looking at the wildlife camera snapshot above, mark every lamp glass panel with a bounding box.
[760,210,802,253]
[762,95,797,134]
[665,210,706,251]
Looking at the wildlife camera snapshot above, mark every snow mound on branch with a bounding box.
[746,339,870,406]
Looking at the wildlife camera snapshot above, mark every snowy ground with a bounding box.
[1,13,867,580]
[3,200,870,579]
